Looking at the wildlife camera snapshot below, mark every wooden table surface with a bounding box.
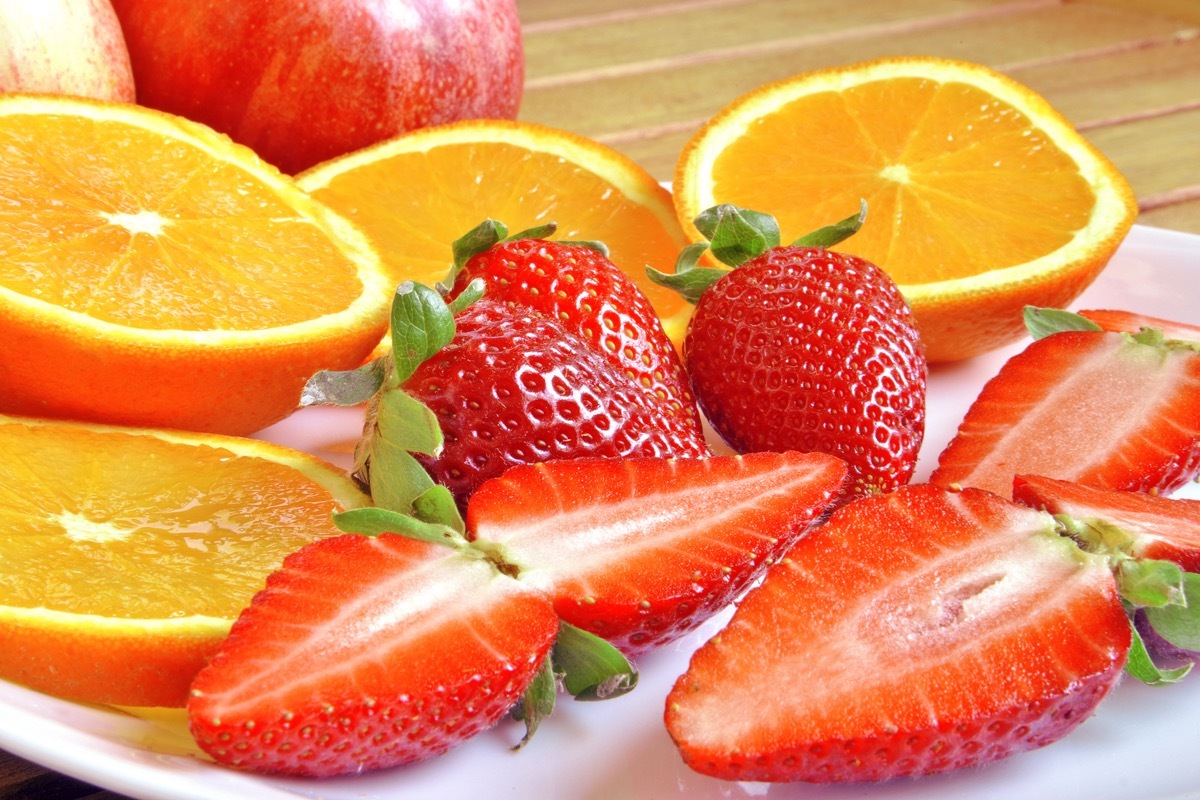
[3,1,1198,798]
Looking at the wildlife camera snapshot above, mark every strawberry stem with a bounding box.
[647,202,866,303]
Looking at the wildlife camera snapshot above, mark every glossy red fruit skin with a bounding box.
[448,237,703,435]
[111,0,523,174]
[684,246,925,502]
[665,485,1129,783]
[187,534,559,777]
[404,298,711,508]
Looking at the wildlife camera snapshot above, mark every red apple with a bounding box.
[110,0,524,174]
[0,0,134,101]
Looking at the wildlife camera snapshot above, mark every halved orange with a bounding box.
[297,119,696,343]
[0,94,391,435]
[674,56,1138,362]
[0,413,369,707]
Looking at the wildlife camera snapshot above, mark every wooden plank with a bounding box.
[1085,108,1200,198]
[519,3,1188,140]
[518,0,754,28]
[1006,35,1200,127]
[1080,0,1200,26]
[522,0,1021,82]
[1138,198,1200,235]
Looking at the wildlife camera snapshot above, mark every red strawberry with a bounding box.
[1013,473,1200,572]
[665,484,1130,783]
[444,221,702,434]
[188,450,848,777]
[932,318,1200,499]
[405,296,710,506]
[650,204,926,502]
[1013,474,1200,671]
[466,449,847,655]
[1078,308,1200,342]
[188,533,560,777]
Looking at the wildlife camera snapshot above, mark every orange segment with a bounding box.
[0,94,391,434]
[297,119,695,343]
[0,413,369,707]
[675,57,1138,362]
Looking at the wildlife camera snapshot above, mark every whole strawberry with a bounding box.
[443,221,702,435]
[406,295,709,506]
[304,226,711,511]
[651,204,926,502]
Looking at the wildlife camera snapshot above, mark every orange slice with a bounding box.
[297,118,695,343]
[0,94,391,435]
[0,413,369,707]
[674,56,1138,362]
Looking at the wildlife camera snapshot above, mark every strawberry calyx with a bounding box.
[300,280,638,742]
[647,202,866,303]
[1052,511,1200,684]
[1025,305,1200,354]
[443,218,609,290]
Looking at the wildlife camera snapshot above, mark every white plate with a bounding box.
[3,224,1200,800]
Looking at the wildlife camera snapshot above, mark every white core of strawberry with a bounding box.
[196,545,530,715]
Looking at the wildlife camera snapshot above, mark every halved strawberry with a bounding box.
[190,450,848,777]
[466,450,848,655]
[187,534,560,777]
[931,325,1200,498]
[1013,473,1200,571]
[665,484,1130,783]
[1013,474,1200,671]
[1078,308,1200,341]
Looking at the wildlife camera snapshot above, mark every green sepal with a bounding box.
[694,204,780,267]
[332,506,467,548]
[1146,571,1200,651]
[1126,614,1193,685]
[1024,306,1104,340]
[791,200,866,248]
[1117,558,1186,608]
[389,282,457,384]
[411,484,466,535]
[645,241,729,305]
[450,219,508,280]
[507,222,557,242]
[446,277,486,316]
[299,356,388,408]
[375,385,442,457]
[511,652,557,749]
[552,621,638,701]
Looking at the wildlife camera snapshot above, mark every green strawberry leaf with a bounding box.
[511,653,557,749]
[791,200,867,248]
[646,242,729,304]
[390,282,457,384]
[1024,306,1103,340]
[507,222,557,242]
[553,621,638,701]
[1126,615,1193,685]
[1118,558,1186,608]
[446,277,486,316]
[1146,572,1200,651]
[411,484,466,534]
[449,219,508,279]
[694,204,780,267]
[299,356,388,408]
[332,506,466,548]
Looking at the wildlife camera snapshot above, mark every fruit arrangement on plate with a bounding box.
[2,4,1199,793]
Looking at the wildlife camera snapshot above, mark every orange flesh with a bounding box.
[710,78,1097,283]
[309,140,692,329]
[0,113,364,330]
[0,421,348,619]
